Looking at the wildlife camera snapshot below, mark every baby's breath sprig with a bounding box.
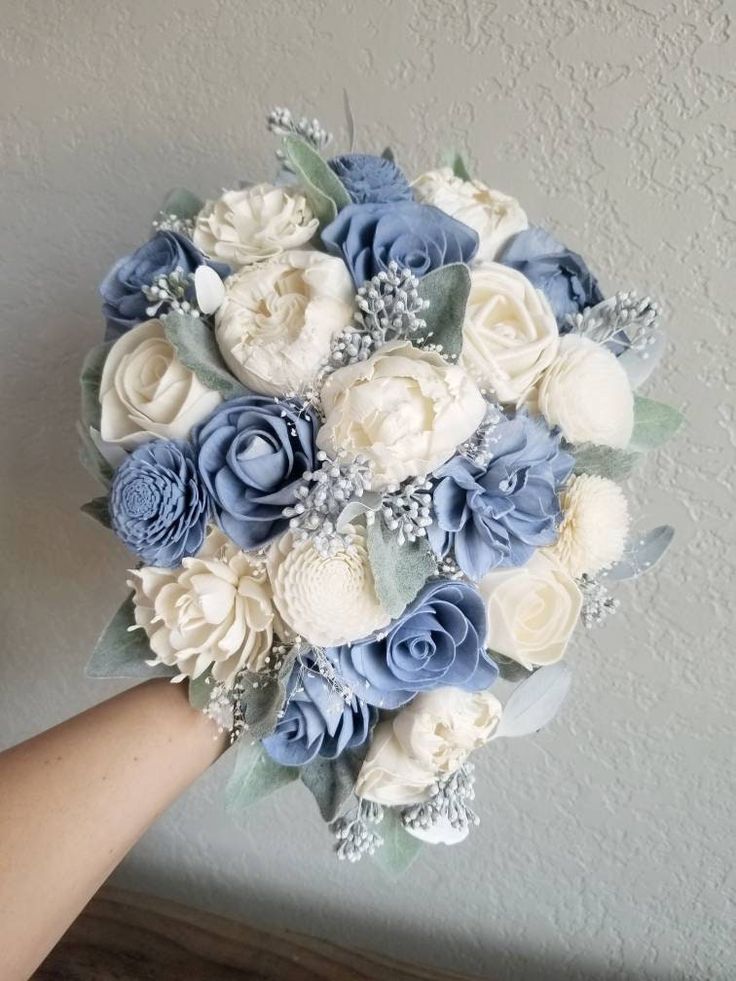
[142,267,199,318]
[152,213,196,237]
[458,401,505,468]
[567,291,660,355]
[401,763,479,837]
[578,574,620,628]
[372,476,433,546]
[331,799,384,862]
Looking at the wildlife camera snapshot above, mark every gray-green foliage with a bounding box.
[414,263,471,359]
[86,595,175,679]
[225,740,298,816]
[629,396,684,453]
[300,749,366,823]
[283,134,351,227]
[163,312,247,399]
[366,519,435,620]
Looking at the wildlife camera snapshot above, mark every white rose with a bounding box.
[317,340,486,488]
[412,167,528,262]
[544,474,630,578]
[354,722,436,806]
[193,184,319,268]
[99,319,221,448]
[130,529,280,687]
[535,334,634,448]
[461,262,559,404]
[479,551,582,669]
[267,524,390,647]
[214,250,354,396]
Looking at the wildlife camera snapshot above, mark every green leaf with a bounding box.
[629,396,684,453]
[157,187,204,222]
[415,263,471,359]
[374,807,423,876]
[300,748,365,823]
[225,740,298,815]
[80,496,111,528]
[381,146,395,163]
[188,670,214,710]
[572,443,641,481]
[452,152,472,182]
[163,312,247,399]
[235,645,298,740]
[86,595,176,679]
[283,134,351,227]
[80,341,113,431]
[366,520,435,620]
[77,421,114,487]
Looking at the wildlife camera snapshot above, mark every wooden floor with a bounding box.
[35,887,478,980]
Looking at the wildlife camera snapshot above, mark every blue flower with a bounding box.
[498,227,603,324]
[328,579,496,709]
[100,231,230,340]
[194,395,318,551]
[321,201,478,286]
[109,439,209,567]
[428,413,574,581]
[328,153,413,204]
[262,657,376,766]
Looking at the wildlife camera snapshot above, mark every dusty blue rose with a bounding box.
[328,579,496,710]
[321,201,478,286]
[428,413,573,581]
[262,656,376,766]
[328,153,413,204]
[498,227,603,324]
[109,439,209,567]
[194,395,318,551]
[100,231,230,340]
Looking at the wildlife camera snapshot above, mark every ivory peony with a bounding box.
[545,474,630,578]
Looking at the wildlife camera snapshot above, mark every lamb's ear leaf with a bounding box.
[571,443,641,481]
[163,312,247,399]
[414,263,471,359]
[628,396,684,453]
[77,421,114,487]
[604,525,675,581]
[283,135,351,226]
[366,520,435,620]
[80,496,111,528]
[452,153,472,181]
[157,187,204,223]
[300,748,365,823]
[86,595,176,679]
[225,741,298,816]
[373,808,423,876]
[80,341,113,431]
[188,670,214,710]
[494,663,572,739]
[381,146,395,162]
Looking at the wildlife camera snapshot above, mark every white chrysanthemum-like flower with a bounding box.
[412,167,528,262]
[193,184,319,268]
[545,474,630,578]
[535,334,634,448]
[267,524,390,647]
[214,250,354,396]
[130,529,279,687]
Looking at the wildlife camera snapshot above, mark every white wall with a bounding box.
[1,2,733,978]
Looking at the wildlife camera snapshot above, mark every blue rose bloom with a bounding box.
[109,439,209,567]
[328,579,496,710]
[194,395,318,551]
[428,413,574,581]
[498,226,603,325]
[262,657,376,766]
[100,231,230,340]
[321,201,479,286]
[328,153,413,205]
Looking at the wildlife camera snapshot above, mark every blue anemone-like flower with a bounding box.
[328,153,413,205]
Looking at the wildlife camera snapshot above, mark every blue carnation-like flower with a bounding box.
[328,579,496,710]
[328,153,413,205]
[428,413,574,581]
[262,657,376,766]
[194,395,318,551]
[109,439,209,567]
[321,201,478,286]
[100,231,230,340]
[498,226,603,325]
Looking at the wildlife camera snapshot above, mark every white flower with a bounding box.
[99,319,221,448]
[461,262,559,404]
[266,524,390,647]
[479,552,582,669]
[535,334,634,448]
[544,474,630,578]
[130,529,280,687]
[214,250,354,396]
[412,167,528,262]
[354,722,436,806]
[317,340,486,488]
[193,184,319,268]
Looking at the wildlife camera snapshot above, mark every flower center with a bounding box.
[122,477,160,519]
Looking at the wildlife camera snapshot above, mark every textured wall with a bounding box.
[0,1,734,978]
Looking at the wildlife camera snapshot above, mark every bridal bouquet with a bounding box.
[80,106,682,867]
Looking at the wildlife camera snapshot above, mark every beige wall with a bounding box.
[1,1,734,978]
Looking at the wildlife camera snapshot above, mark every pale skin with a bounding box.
[0,680,228,980]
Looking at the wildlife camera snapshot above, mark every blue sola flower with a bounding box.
[428,413,574,582]
[328,153,413,205]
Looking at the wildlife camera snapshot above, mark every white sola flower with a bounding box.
[267,524,390,647]
[545,474,630,578]
[193,183,319,268]
[130,529,279,686]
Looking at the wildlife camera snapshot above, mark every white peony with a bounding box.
[544,474,630,578]
[461,262,559,404]
[412,167,528,262]
[535,334,634,448]
[193,184,319,268]
[267,524,390,647]
[354,722,436,806]
[129,529,280,687]
[99,319,222,449]
[214,250,354,396]
[317,340,486,488]
[479,551,582,670]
